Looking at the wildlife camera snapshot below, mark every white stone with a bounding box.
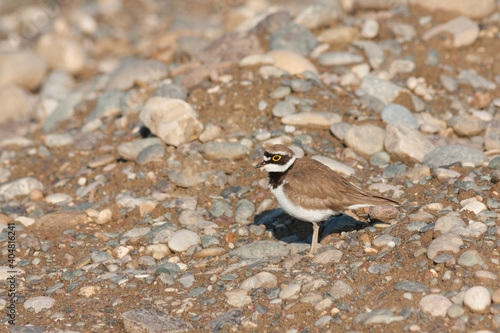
[37,33,87,74]
[45,193,72,204]
[139,97,203,147]
[410,0,496,19]
[384,124,435,163]
[167,229,200,252]
[0,177,44,200]
[280,283,301,300]
[460,201,487,215]
[419,294,452,317]
[422,16,479,48]
[0,84,33,122]
[281,112,342,128]
[464,286,491,312]
[24,296,56,313]
[240,272,277,292]
[0,50,47,91]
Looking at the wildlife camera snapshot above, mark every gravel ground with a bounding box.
[1,0,500,332]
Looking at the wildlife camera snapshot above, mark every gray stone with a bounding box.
[135,144,166,165]
[330,122,353,141]
[201,235,220,248]
[447,115,486,137]
[87,90,126,121]
[370,151,391,166]
[458,249,484,267]
[381,104,418,129]
[294,4,342,30]
[235,199,255,224]
[344,125,385,156]
[368,263,391,275]
[106,58,168,91]
[91,251,114,263]
[359,75,421,111]
[315,315,332,327]
[272,101,296,118]
[9,326,45,333]
[269,22,317,57]
[330,280,354,300]
[152,84,188,100]
[211,200,233,218]
[43,91,84,133]
[440,74,458,92]
[354,308,394,326]
[423,145,488,168]
[139,97,203,147]
[199,142,249,160]
[118,138,163,161]
[178,210,205,226]
[240,272,277,292]
[372,234,395,247]
[352,40,384,69]
[458,69,496,90]
[205,309,243,331]
[231,240,289,258]
[121,307,193,333]
[394,281,429,293]
[314,249,343,264]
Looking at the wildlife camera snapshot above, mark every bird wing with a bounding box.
[283,161,397,211]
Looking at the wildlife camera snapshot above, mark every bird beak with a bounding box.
[254,160,266,169]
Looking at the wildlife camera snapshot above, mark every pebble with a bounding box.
[37,33,86,74]
[139,97,203,147]
[281,112,341,128]
[394,281,429,293]
[135,144,166,165]
[106,58,168,91]
[484,120,500,151]
[412,0,496,19]
[199,123,222,143]
[427,233,463,260]
[447,115,486,137]
[0,177,44,200]
[384,124,435,163]
[168,230,201,252]
[447,304,466,319]
[423,145,488,168]
[267,50,318,75]
[199,142,249,160]
[225,289,252,308]
[24,296,56,313]
[419,294,452,317]
[314,249,343,264]
[235,199,255,224]
[434,214,466,234]
[354,308,395,326]
[231,240,289,259]
[0,50,47,91]
[269,22,317,57]
[280,283,301,300]
[381,104,418,129]
[330,280,354,300]
[361,19,380,39]
[422,16,479,48]
[458,249,485,267]
[117,138,163,161]
[458,69,497,90]
[168,167,209,188]
[319,52,364,66]
[272,101,296,118]
[121,307,193,332]
[344,125,385,156]
[464,286,491,313]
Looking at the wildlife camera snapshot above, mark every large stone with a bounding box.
[0,84,33,122]
[422,16,479,48]
[0,177,43,200]
[0,50,47,90]
[139,97,203,147]
[384,124,435,163]
[121,307,193,333]
[410,0,496,19]
[106,58,168,91]
[344,125,385,156]
[37,33,87,74]
[281,112,342,128]
[423,145,488,168]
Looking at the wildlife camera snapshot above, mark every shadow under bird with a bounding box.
[255,144,399,255]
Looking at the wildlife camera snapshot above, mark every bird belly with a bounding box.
[270,185,338,223]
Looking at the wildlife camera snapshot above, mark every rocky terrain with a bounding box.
[1,0,500,332]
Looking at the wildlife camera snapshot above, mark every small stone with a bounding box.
[121,307,193,332]
[199,142,249,160]
[281,112,342,128]
[0,50,47,91]
[422,16,479,48]
[458,249,485,267]
[419,294,452,317]
[464,286,491,313]
[448,115,486,137]
[230,240,289,259]
[394,281,429,293]
[330,280,354,300]
[139,97,203,147]
[235,199,255,224]
[381,104,418,129]
[435,214,466,234]
[314,249,343,264]
[0,177,44,200]
[484,120,500,151]
[354,308,394,326]
[361,19,380,39]
[280,283,301,300]
[168,230,201,253]
[368,263,391,275]
[24,296,55,313]
[410,0,495,19]
[458,69,496,90]
[384,124,435,163]
[427,233,463,260]
[269,22,317,57]
[272,101,296,118]
[319,52,364,66]
[37,33,86,74]
[447,304,466,319]
[168,167,209,188]
[460,201,487,215]
[267,50,318,75]
[225,289,252,308]
[344,125,385,156]
[136,144,166,165]
[106,58,168,91]
[199,124,222,143]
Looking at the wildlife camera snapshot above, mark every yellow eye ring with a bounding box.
[272,155,281,161]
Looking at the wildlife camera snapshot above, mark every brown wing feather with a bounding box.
[283,159,398,211]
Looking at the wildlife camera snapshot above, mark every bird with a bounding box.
[254,144,398,255]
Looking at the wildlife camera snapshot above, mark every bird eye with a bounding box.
[272,155,281,161]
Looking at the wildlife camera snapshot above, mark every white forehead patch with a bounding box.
[263,156,271,161]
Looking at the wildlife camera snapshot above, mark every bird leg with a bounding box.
[309,222,319,256]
